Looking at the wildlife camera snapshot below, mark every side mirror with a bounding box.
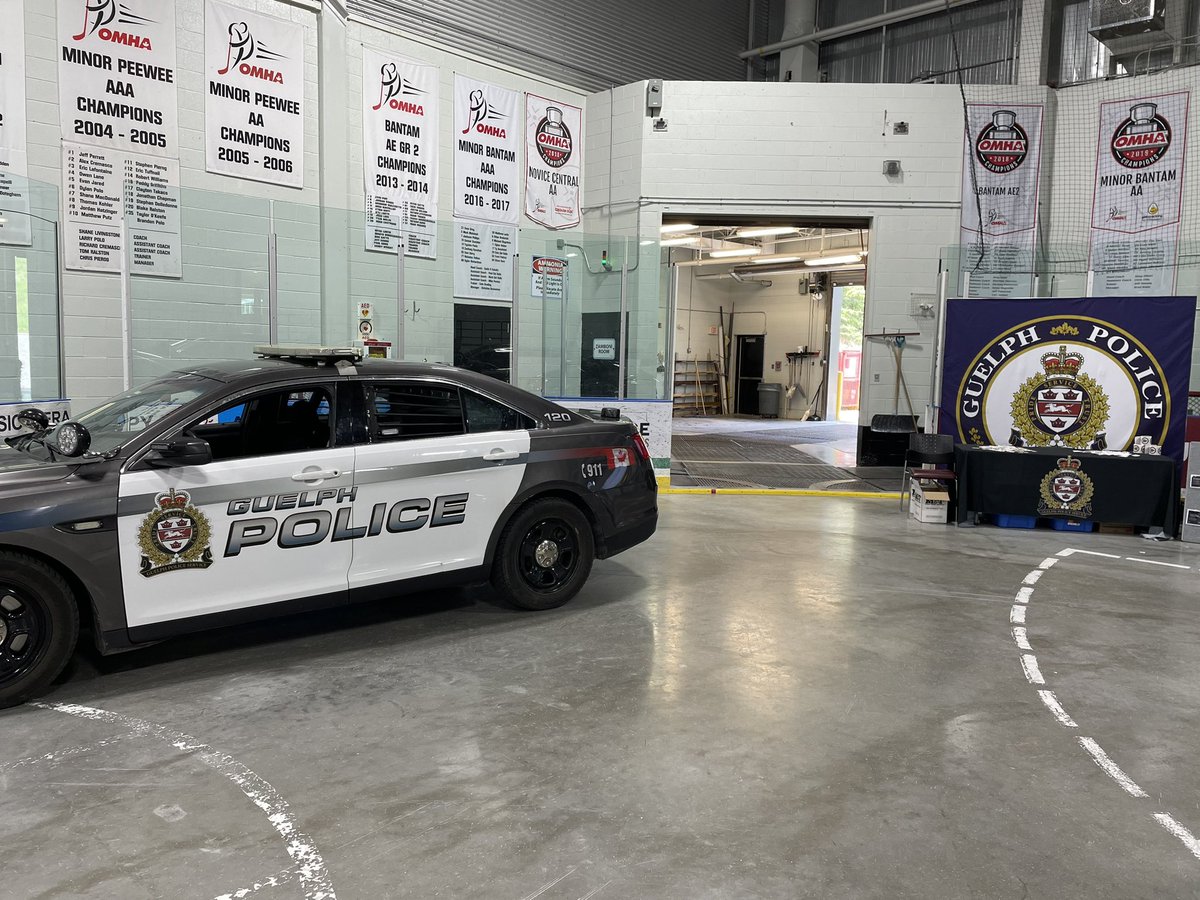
[147,436,213,468]
[16,408,50,431]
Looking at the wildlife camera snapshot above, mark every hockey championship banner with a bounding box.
[454,75,519,225]
[1090,91,1190,296]
[939,296,1194,460]
[205,0,304,188]
[57,0,178,158]
[362,46,439,259]
[525,93,581,229]
[0,0,30,245]
[959,104,1043,298]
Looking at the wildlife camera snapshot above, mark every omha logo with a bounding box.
[1111,101,1171,169]
[218,21,287,84]
[975,109,1028,174]
[535,106,572,168]
[462,89,507,138]
[371,63,425,115]
[72,0,155,50]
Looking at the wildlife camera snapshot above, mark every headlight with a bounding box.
[53,422,92,458]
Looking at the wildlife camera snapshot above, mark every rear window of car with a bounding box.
[369,383,464,441]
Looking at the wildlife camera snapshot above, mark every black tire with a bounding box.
[492,498,595,611]
[0,551,79,709]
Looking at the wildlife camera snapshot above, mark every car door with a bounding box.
[116,382,355,632]
[347,379,532,594]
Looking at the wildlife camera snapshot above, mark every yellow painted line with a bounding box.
[661,485,902,499]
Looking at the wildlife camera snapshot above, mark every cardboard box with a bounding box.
[910,479,950,524]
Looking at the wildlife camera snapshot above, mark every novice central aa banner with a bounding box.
[362,47,439,259]
[205,0,305,189]
[1089,91,1190,296]
[525,94,581,229]
[959,104,1043,297]
[939,296,1194,460]
[454,75,519,225]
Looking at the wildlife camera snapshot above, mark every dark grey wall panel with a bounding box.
[349,0,754,91]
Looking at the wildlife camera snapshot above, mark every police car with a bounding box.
[0,346,658,708]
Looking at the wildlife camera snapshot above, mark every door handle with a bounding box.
[292,468,341,482]
[483,449,520,462]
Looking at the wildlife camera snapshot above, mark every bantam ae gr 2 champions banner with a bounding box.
[940,297,1194,460]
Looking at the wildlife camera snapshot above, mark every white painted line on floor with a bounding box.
[214,866,298,900]
[1037,690,1078,728]
[1125,557,1190,569]
[1154,813,1200,861]
[1015,586,1034,604]
[1021,653,1045,685]
[1078,737,1148,798]
[1059,548,1122,559]
[1012,626,1032,651]
[34,702,337,900]
[1011,604,1027,624]
[1039,557,1059,570]
[0,734,131,772]
[1023,570,1044,585]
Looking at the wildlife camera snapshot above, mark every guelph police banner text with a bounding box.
[454,75,519,225]
[525,93,581,229]
[205,0,304,189]
[939,296,1194,460]
[1089,91,1190,296]
[362,47,439,258]
[959,104,1043,298]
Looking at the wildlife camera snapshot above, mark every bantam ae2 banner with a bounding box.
[939,296,1194,460]
[1090,91,1190,296]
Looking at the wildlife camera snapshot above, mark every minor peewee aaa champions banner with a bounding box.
[959,104,1043,297]
[940,297,1194,460]
[361,47,439,258]
[205,0,305,188]
[525,94,581,229]
[1090,91,1190,296]
[454,75,519,224]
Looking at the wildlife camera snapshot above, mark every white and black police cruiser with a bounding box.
[0,346,657,707]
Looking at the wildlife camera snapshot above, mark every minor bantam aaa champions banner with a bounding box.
[205,0,305,188]
[454,75,519,225]
[959,104,1043,297]
[525,93,581,229]
[1089,91,1190,296]
[939,297,1194,460]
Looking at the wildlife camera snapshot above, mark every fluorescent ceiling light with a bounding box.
[751,255,802,265]
[661,236,698,247]
[660,223,697,234]
[709,247,761,258]
[737,226,798,238]
[804,253,861,266]
[640,239,656,245]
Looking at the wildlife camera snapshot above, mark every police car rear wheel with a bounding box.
[493,499,594,611]
[0,552,79,709]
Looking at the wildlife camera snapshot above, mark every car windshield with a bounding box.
[72,373,218,454]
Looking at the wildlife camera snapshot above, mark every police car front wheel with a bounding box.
[0,551,79,709]
[493,499,594,611]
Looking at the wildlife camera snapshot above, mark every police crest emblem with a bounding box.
[1037,456,1094,519]
[137,489,214,577]
[1011,344,1110,449]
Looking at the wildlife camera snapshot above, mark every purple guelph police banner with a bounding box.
[939,296,1195,460]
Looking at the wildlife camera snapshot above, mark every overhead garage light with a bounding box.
[804,253,862,266]
[661,236,698,247]
[660,223,697,234]
[709,247,761,259]
[736,226,798,238]
[751,255,802,265]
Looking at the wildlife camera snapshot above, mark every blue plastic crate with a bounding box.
[1050,518,1094,532]
[995,514,1037,529]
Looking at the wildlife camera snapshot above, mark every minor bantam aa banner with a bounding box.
[1089,91,1190,296]
[959,104,1043,297]
[939,296,1194,460]
[453,75,519,225]
[525,93,581,229]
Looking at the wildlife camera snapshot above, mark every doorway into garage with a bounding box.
[664,215,896,492]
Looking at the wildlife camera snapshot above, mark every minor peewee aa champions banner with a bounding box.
[525,94,581,229]
[1090,91,1190,296]
[940,297,1194,460]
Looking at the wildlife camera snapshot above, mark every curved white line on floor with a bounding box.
[32,701,336,900]
[1012,548,1200,865]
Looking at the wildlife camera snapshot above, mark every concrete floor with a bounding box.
[4,496,1200,899]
